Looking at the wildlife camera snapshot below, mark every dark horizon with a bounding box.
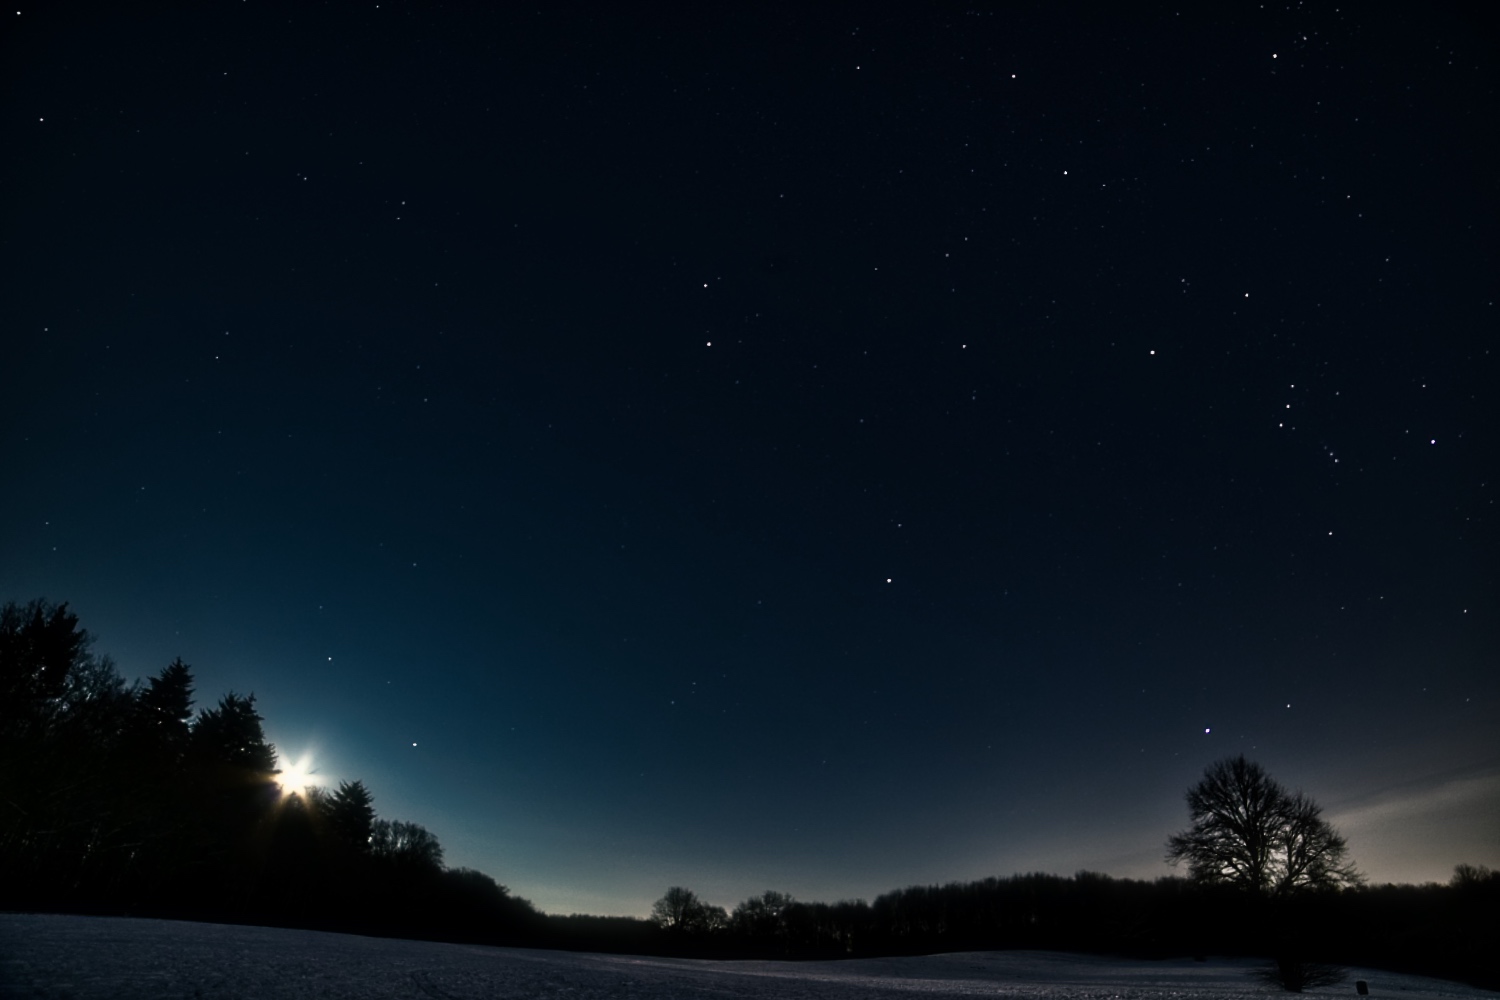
[3,597,1496,991]
[2,2,1495,918]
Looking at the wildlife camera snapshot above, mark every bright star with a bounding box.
[276,753,317,795]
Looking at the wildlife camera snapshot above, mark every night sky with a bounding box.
[2,4,1495,917]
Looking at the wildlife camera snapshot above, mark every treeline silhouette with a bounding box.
[627,872,1498,988]
[0,599,540,943]
[3,599,1495,989]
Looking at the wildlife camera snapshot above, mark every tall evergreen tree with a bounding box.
[184,692,278,902]
[131,658,195,765]
[0,599,90,738]
[325,780,377,855]
[190,692,277,774]
[115,659,199,897]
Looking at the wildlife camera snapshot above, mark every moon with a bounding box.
[276,754,316,795]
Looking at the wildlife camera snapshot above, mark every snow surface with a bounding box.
[0,914,1491,999]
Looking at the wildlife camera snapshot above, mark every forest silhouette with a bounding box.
[2,599,1494,989]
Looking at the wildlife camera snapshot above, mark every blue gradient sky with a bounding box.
[2,3,1495,916]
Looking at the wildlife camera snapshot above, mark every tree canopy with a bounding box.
[650,885,727,934]
[0,598,537,943]
[1166,755,1360,897]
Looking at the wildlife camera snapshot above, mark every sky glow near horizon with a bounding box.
[1,4,1495,918]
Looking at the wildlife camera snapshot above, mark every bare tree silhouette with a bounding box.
[1166,755,1360,897]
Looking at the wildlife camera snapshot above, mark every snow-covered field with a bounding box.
[0,914,1491,999]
